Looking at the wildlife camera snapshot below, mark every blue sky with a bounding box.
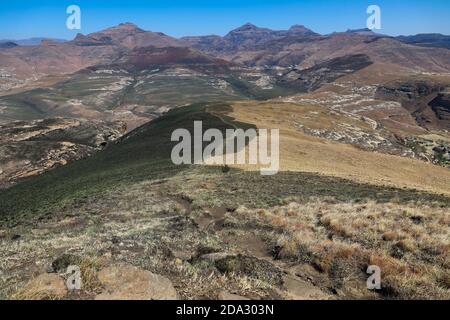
[0,0,449,40]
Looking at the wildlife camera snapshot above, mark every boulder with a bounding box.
[95,264,178,300]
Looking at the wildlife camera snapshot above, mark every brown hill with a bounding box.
[72,22,187,49]
[0,23,188,92]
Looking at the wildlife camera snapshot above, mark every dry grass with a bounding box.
[10,287,62,300]
[235,200,450,299]
[1,160,448,300]
[77,256,107,294]
[223,101,450,195]
[173,261,274,299]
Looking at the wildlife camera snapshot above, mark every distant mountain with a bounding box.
[182,23,320,54]
[1,22,450,96]
[183,24,450,76]
[70,22,187,48]
[0,42,18,49]
[0,23,189,91]
[0,38,67,46]
[224,22,319,40]
[396,33,450,49]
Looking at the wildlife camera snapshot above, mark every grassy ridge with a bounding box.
[0,103,254,224]
[1,102,449,227]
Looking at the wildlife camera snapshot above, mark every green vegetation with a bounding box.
[162,169,450,211]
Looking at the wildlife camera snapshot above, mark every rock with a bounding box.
[11,234,21,241]
[50,254,80,273]
[23,274,67,299]
[95,264,178,300]
[192,244,221,260]
[218,291,250,300]
[433,146,446,153]
[110,236,121,244]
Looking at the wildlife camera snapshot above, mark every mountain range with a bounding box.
[1,22,449,130]
[1,23,449,88]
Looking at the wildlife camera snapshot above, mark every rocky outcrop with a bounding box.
[0,118,126,188]
[376,81,443,101]
[375,80,449,130]
[429,93,450,124]
[95,264,178,300]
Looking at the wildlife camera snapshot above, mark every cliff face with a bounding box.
[376,80,450,130]
[429,93,450,125]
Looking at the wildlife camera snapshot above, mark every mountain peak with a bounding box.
[98,22,144,34]
[230,23,270,33]
[240,22,259,29]
[288,24,318,36]
[289,24,307,31]
[116,22,140,30]
[225,23,273,39]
